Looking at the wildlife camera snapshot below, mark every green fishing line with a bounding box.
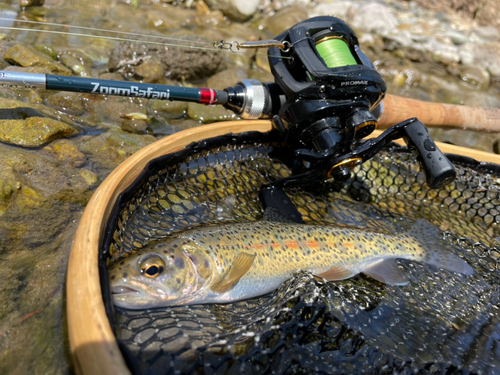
[316,38,357,68]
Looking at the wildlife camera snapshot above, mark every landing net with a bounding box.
[101,130,500,374]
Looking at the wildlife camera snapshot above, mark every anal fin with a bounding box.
[211,252,256,293]
[363,259,409,285]
[317,265,354,281]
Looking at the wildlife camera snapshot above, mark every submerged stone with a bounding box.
[121,118,148,134]
[4,44,72,75]
[133,56,165,83]
[45,91,85,115]
[35,45,57,60]
[43,139,86,167]
[187,102,237,124]
[78,128,156,166]
[0,164,21,216]
[148,99,187,119]
[59,50,94,77]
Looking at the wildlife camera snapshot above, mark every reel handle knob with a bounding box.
[403,120,456,189]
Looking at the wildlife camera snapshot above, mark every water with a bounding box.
[0,0,499,374]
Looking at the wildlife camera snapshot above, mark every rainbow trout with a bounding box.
[110,211,474,309]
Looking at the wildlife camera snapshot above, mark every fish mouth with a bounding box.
[112,286,141,295]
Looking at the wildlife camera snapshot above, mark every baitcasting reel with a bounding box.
[268,16,386,182]
[225,16,455,195]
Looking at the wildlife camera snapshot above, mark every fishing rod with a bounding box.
[0,16,486,203]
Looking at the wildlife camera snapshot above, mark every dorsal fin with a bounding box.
[316,265,354,281]
[211,252,256,293]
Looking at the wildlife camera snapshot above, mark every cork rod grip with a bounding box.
[378,94,500,132]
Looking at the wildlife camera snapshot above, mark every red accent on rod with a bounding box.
[199,88,216,105]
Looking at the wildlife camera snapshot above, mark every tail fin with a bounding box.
[403,219,474,276]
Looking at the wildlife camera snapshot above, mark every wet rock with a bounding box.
[391,67,423,89]
[133,56,165,83]
[28,90,43,104]
[430,41,459,65]
[443,29,468,45]
[20,0,44,6]
[80,169,98,186]
[0,116,78,147]
[205,68,247,90]
[0,98,80,148]
[0,36,17,69]
[35,45,57,60]
[464,90,500,108]
[434,87,463,105]
[43,139,86,167]
[146,118,174,136]
[263,4,309,37]
[121,118,148,134]
[108,37,226,82]
[351,2,397,35]
[187,102,237,123]
[59,50,93,77]
[147,99,187,119]
[0,163,21,215]
[459,42,500,77]
[383,31,413,52]
[457,64,490,90]
[309,1,354,20]
[45,91,85,115]
[3,64,53,75]
[82,95,146,127]
[204,0,261,22]
[4,44,72,75]
[78,128,156,166]
[99,72,124,81]
[196,0,226,26]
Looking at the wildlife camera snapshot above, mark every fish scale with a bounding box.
[110,216,473,309]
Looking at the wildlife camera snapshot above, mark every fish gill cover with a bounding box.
[102,131,500,375]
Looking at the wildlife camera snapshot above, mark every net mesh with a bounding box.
[105,133,500,375]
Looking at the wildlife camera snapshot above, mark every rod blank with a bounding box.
[0,71,225,105]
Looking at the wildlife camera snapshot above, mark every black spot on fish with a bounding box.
[176,277,181,284]
[120,261,125,266]
[175,258,185,269]
[110,275,116,280]
[123,272,128,278]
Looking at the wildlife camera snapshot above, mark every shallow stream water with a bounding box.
[0,0,499,374]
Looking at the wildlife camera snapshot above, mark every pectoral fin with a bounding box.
[316,265,354,281]
[211,252,256,293]
[363,259,409,285]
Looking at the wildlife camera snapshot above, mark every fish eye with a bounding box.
[139,254,166,278]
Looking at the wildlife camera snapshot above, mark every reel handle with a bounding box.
[403,121,456,189]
